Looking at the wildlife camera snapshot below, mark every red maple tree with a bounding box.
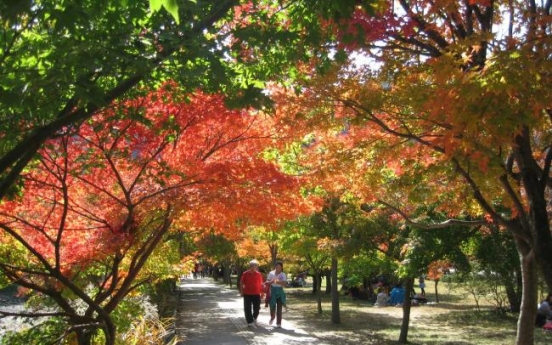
[0,84,311,345]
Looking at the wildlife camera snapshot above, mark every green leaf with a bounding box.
[163,0,179,23]
[149,0,163,12]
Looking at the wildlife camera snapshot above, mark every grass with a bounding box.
[283,283,552,345]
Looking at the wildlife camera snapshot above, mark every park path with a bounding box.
[175,277,325,345]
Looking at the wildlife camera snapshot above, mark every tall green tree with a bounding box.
[280,217,331,314]
[309,196,371,324]
[469,224,522,312]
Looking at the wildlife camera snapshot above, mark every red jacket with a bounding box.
[240,270,263,295]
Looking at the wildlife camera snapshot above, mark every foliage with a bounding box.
[0,0,370,201]
[399,214,473,278]
[194,231,238,265]
[122,316,178,345]
[466,223,522,311]
[271,2,552,342]
[109,296,159,339]
[138,239,182,290]
[0,86,311,344]
[469,226,519,282]
[280,216,331,273]
[0,317,67,345]
[444,260,512,314]
[340,252,391,288]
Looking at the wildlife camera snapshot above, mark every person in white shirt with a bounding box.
[266,261,287,328]
[374,288,388,307]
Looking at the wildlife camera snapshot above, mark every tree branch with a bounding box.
[541,146,552,191]
[397,0,450,50]
[375,199,489,229]
[0,310,72,319]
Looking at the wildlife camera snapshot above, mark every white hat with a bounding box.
[249,259,259,266]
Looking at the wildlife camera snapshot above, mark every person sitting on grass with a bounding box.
[389,283,405,306]
[536,293,552,327]
[374,288,388,307]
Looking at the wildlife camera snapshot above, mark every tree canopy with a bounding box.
[268,1,552,343]
[0,85,312,344]
[1,1,551,344]
[0,0,362,200]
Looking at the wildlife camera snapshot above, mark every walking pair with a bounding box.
[240,260,287,328]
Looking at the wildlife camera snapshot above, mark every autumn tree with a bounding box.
[240,225,283,267]
[306,196,378,324]
[194,231,238,285]
[271,1,552,342]
[0,86,310,345]
[426,260,455,304]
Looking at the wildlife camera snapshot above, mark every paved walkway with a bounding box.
[175,278,323,345]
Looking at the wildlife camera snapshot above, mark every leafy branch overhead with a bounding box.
[0,0,356,201]
[148,0,181,23]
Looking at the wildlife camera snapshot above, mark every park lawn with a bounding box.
[283,283,552,345]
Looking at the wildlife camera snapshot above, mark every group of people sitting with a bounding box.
[536,293,552,330]
[373,281,427,307]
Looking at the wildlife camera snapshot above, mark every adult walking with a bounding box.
[240,259,264,327]
[267,261,287,328]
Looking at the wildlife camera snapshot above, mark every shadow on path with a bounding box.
[176,278,326,345]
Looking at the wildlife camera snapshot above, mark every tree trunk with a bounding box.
[75,316,116,345]
[317,279,323,314]
[325,269,332,294]
[514,238,538,345]
[311,269,323,313]
[236,269,243,291]
[504,269,522,313]
[76,328,94,345]
[398,278,414,344]
[330,256,340,324]
[269,243,278,266]
[529,200,552,295]
[227,269,232,287]
[434,279,440,303]
[222,262,232,286]
[103,318,117,345]
[514,128,552,293]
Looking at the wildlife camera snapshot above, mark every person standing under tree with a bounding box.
[419,276,426,296]
[267,261,287,328]
[240,259,264,327]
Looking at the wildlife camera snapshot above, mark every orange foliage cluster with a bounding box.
[427,260,454,281]
[268,57,519,219]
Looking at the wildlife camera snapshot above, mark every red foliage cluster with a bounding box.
[0,84,313,273]
[335,5,417,51]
